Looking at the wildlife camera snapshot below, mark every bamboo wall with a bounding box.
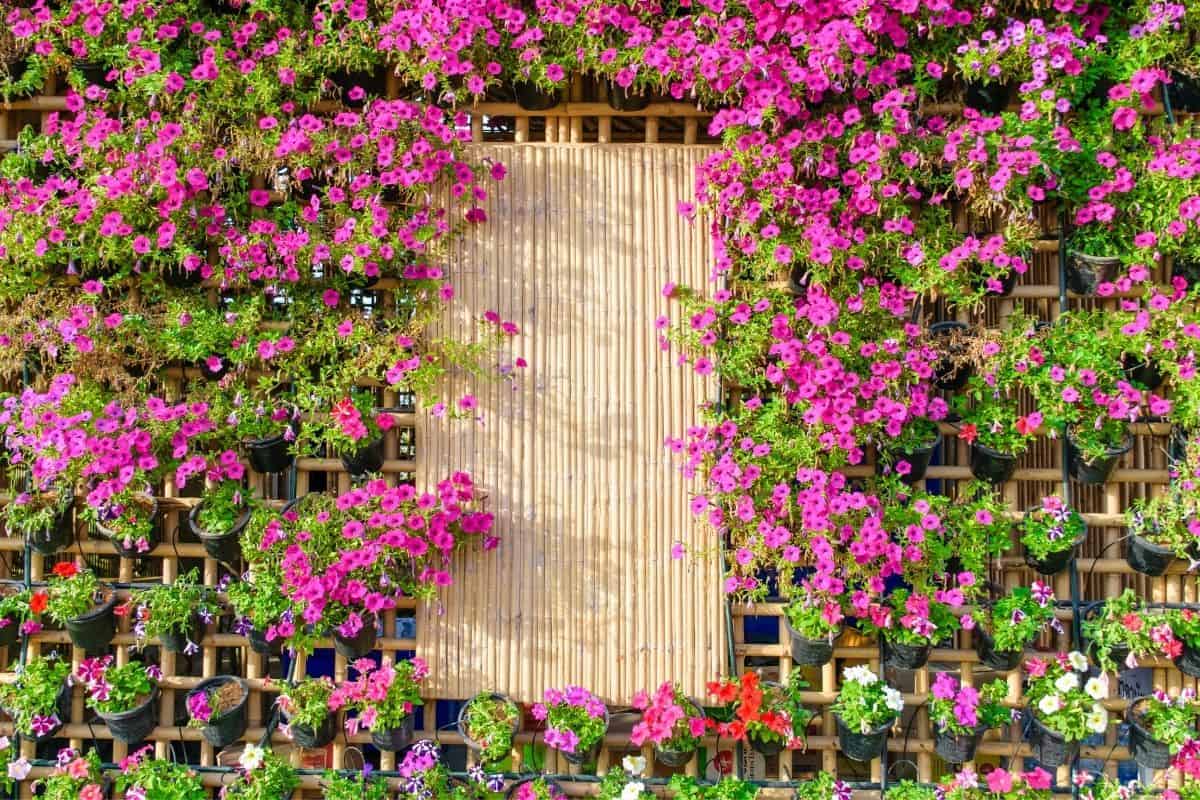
[0,72,1190,795]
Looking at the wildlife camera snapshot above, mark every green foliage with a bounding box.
[1137,692,1200,750]
[669,776,760,800]
[279,675,335,730]
[1020,501,1087,561]
[87,661,155,715]
[220,749,299,800]
[132,568,217,644]
[45,568,105,624]
[1085,590,1160,671]
[194,482,250,537]
[461,693,520,764]
[38,751,103,800]
[0,653,70,736]
[117,754,208,800]
[975,587,1056,654]
[322,770,391,800]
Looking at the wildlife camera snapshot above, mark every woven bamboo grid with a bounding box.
[0,68,1192,797]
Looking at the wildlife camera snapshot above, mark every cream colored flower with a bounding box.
[622,756,647,777]
[1086,706,1108,734]
[1054,672,1079,693]
[1038,695,1062,716]
[621,781,646,800]
[1084,677,1108,700]
[239,744,265,771]
[1068,651,1089,672]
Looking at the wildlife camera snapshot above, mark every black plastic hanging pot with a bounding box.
[607,81,650,112]
[0,617,19,650]
[963,81,1011,114]
[189,676,249,748]
[882,637,931,670]
[1127,529,1176,577]
[66,591,118,653]
[286,710,338,749]
[341,437,384,477]
[877,431,939,485]
[1067,433,1131,485]
[1173,257,1200,289]
[1169,427,1192,469]
[188,503,251,565]
[969,442,1017,484]
[654,744,696,767]
[247,625,283,656]
[1127,697,1172,770]
[748,732,784,756]
[933,724,984,764]
[1122,353,1164,391]
[26,497,76,556]
[513,81,561,111]
[785,620,839,667]
[930,321,971,391]
[1066,251,1121,296]
[370,713,415,751]
[1023,535,1084,576]
[558,708,608,764]
[332,613,378,659]
[159,612,202,654]
[457,693,522,763]
[835,714,890,762]
[975,628,1022,672]
[1026,712,1078,769]
[1168,72,1200,113]
[99,689,159,744]
[1175,640,1200,678]
[246,433,293,474]
[97,494,160,558]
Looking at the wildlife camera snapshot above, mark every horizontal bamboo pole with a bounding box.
[20,632,418,653]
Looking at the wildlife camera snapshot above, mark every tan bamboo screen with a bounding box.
[0,72,1188,796]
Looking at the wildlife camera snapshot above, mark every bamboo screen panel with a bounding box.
[418,144,725,703]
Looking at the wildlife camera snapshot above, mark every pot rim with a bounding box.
[782,616,842,644]
[189,675,250,718]
[834,712,895,736]
[69,588,118,624]
[456,692,522,750]
[96,687,160,721]
[189,501,252,540]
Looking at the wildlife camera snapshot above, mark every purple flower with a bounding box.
[30,714,60,737]
[486,775,506,792]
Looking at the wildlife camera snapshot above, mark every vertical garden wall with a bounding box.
[0,1,1199,800]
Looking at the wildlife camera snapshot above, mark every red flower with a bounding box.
[29,592,48,615]
[52,562,78,579]
[1015,415,1036,436]
[956,423,978,444]
[707,680,738,704]
[114,602,132,618]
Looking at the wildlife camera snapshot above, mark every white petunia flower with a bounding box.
[844,665,878,685]
[621,782,646,800]
[1068,651,1090,672]
[1054,672,1079,693]
[622,756,647,777]
[1038,694,1062,716]
[883,686,904,713]
[1084,677,1108,700]
[239,744,265,771]
[1086,706,1108,734]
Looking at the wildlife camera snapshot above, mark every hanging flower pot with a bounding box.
[245,433,294,474]
[513,80,561,111]
[654,744,695,767]
[930,321,972,391]
[834,714,890,762]
[95,493,160,558]
[1168,72,1200,113]
[341,437,385,477]
[1126,526,1176,577]
[607,81,650,112]
[286,710,339,749]
[1169,427,1192,470]
[247,625,283,656]
[188,676,249,748]
[159,612,202,654]
[877,425,940,485]
[963,81,1011,114]
[882,637,931,670]
[1121,353,1164,391]
[24,682,71,742]
[66,589,118,653]
[1023,534,1085,576]
[968,442,1017,484]
[188,499,252,565]
[1172,256,1200,289]
[933,724,985,764]
[1067,432,1131,485]
[974,628,1022,672]
[1126,697,1172,770]
[332,613,378,659]
[458,693,522,764]
[1066,251,1121,296]
[99,688,160,744]
[370,713,415,751]
[748,732,785,756]
[785,620,839,667]
[18,488,76,555]
[1025,712,1078,769]
[1174,640,1200,678]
